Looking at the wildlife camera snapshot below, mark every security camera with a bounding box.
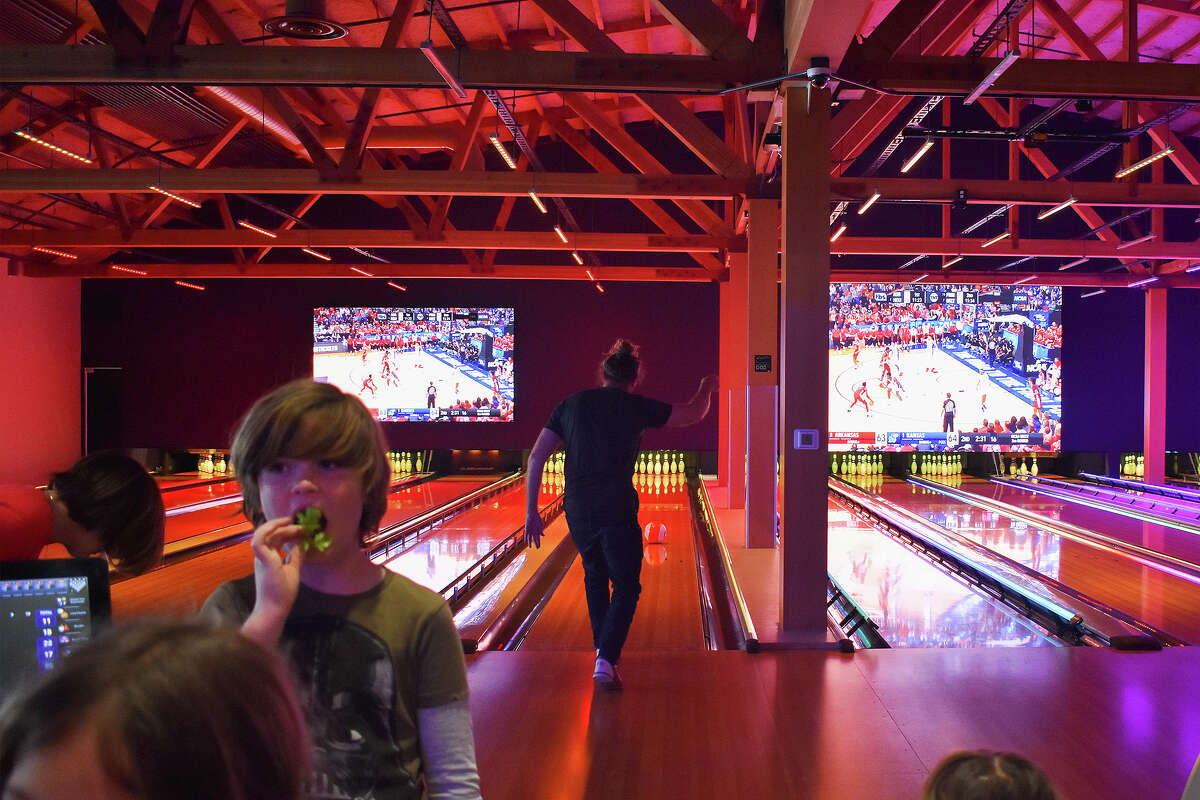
[806,57,832,89]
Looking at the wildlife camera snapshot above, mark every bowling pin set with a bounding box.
[388,451,424,474]
[829,452,886,476]
[911,453,964,477]
[196,451,230,475]
[1006,455,1041,477]
[1120,453,1145,478]
[636,450,687,475]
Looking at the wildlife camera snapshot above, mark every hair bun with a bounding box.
[611,339,635,357]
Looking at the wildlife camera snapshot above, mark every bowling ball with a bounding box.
[644,543,668,567]
[643,522,667,543]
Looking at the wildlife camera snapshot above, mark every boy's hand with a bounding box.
[523,514,544,549]
[244,516,306,645]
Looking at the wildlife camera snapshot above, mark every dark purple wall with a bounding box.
[1062,287,1200,456]
[82,278,718,452]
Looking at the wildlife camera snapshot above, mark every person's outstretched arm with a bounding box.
[523,427,563,548]
[666,375,719,428]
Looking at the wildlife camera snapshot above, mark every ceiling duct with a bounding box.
[262,0,348,40]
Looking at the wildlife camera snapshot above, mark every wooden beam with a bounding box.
[0,229,737,252]
[1037,0,1108,62]
[0,45,771,92]
[252,194,321,263]
[23,262,716,281]
[141,117,245,228]
[649,0,755,60]
[827,236,1200,259]
[215,195,245,265]
[427,92,489,236]
[86,0,146,59]
[144,0,201,60]
[0,169,748,199]
[838,0,944,74]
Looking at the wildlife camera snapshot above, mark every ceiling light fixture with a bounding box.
[899,255,926,269]
[595,283,605,293]
[387,281,408,291]
[31,245,78,259]
[350,266,374,277]
[942,255,963,268]
[237,220,277,238]
[585,269,595,281]
[1129,276,1159,288]
[1115,146,1174,179]
[13,129,93,164]
[174,280,205,291]
[489,135,518,169]
[830,224,847,242]
[553,225,568,244]
[1115,233,1156,250]
[964,51,1020,105]
[857,191,881,215]
[912,273,930,283]
[1081,289,1106,298]
[571,251,584,265]
[1059,257,1088,270]
[900,139,934,174]
[1014,275,1036,285]
[147,185,201,209]
[301,247,331,261]
[1036,197,1077,220]
[1186,263,1200,273]
[110,265,147,275]
[419,40,469,100]
[981,231,1011,248]
[528,191,547,213]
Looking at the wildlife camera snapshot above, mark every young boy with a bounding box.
[202,380,479,800]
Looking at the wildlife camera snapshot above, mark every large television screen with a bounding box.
[313,307,514,422]
[829,283,1061,453]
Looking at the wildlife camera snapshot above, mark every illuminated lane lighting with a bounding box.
[110,265,147,275]
[147,185,201,209]
[942,255,963,268]
[237,220,277,238]
[489,135,518,169]
[585,269,595,281]
[1060,257,1088,270]
[31,245,78,259]
[911,273,930,283]
[1081,289,1106,298]
[13,129,93,164]
[301,247,331,261]
[857,191,881,215]
[174,280,205,291]
[571,251,584,265]
[553,225,568,244]
[900,139,934,173]
[1129,276,1160,288]
[1014,275,1036,285]
[830,224,847,242]
[387,281,408,292]
[964,51,1020,105]
[528,191,548,213]
[595,283,605,293]
[1186,263,1200,273]
[350,266,374,277]
[1115,233,1156,250]
[1115,146,1174,179]
[1037,197,1077,220]
[981,231,1011,248]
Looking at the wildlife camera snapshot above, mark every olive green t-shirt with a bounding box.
[202,571,469,800]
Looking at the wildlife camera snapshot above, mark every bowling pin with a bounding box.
[1031,455,1039,476]
[215,454,226,473]
[1137,455,1145,478]
[1009,458,1017,476]
[1018,457,1028,475]
[415,452,423,472]
[654,452,662,475]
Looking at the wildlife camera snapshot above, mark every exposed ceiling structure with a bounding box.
[3,0,1200,289]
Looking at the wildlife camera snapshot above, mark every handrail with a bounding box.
[1002,474,1200,531]
[835,477,1179,647]
[1077,471,1200,505]
[826,573,888,650]
[693,477,760,652]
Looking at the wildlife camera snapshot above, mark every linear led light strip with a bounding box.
[1014,275,1036,285]
[237,220,277,238]
[857,191,881,215]
[1037,197,1076,220]
[981,231,1010,248]
[110,265,147,275]
[900,139,934,173]
[1081,289,1106,298]
[553,226,568,244]
[350,266,373,277]
[963,51,1020,105]
[830,224,847,242]
[13,129,93,164]
[528,191,547,214]
[147,185,200,209]
[571,252,584,265]
[32,245,78,260]
[1059,257,1088,270]
[301,248,331,261]
[942,256,962,268]
[1115,233,1156,250]
[387,281,407,292]
[1129,276,1159,288]
[174,280,205,291]
[1115,146,1173,179]
[489,135,518,169]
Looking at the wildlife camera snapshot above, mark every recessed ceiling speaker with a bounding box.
[263,0,348,40]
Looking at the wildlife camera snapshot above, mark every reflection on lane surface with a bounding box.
[828,496,1056,648]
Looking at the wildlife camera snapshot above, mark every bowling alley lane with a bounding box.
[874,477,1200,643]
[159,477,242,511]
[827,494,1056,647]
[111,475,498,618]
[518,473,706,652]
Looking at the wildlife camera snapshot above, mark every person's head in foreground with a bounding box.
[0,619,309,800]
[600,339,641,389]
[231,379,390,550]
[922,750,1058,800]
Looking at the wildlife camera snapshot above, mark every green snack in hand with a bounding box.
[293,507,331,552]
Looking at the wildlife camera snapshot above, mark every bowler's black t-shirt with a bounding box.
[545,387,671,520]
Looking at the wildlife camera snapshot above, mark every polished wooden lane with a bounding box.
[877,478,1200,643]
[159,477,242,510]
[518,476,705,652]
[467,647,1200,800]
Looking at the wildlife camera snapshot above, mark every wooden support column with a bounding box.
[778,83,830,640]
[717,278,731,488]
[1144,287,1167,486]
[745,197,779,547]
[723,253,748,508]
